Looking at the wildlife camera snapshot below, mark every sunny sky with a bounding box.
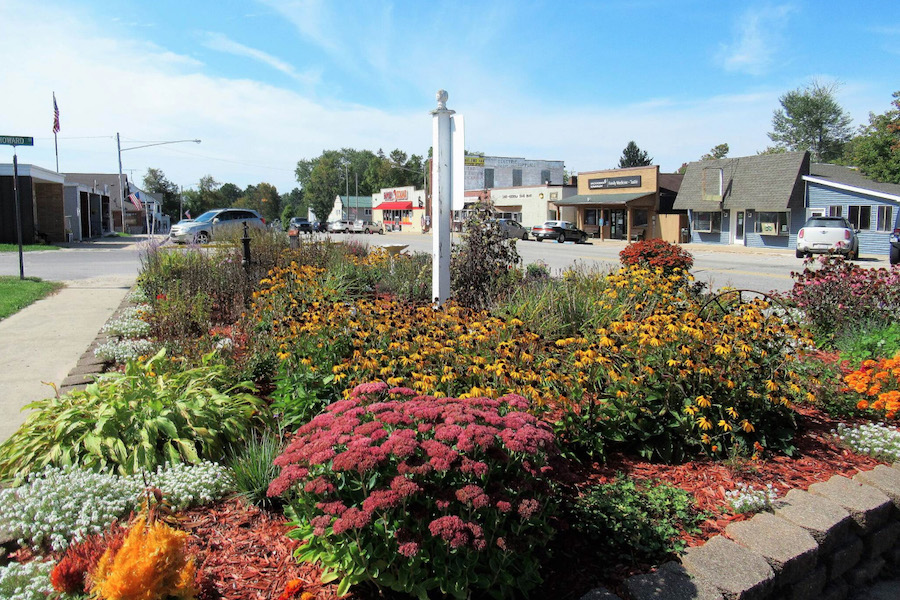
[2,0,898,194]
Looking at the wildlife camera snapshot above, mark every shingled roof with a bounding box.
[673,151,809,211]
[807,163,900,200]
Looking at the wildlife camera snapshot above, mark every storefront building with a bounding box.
[464,156,565,191]
[373,186,426,233]
[488,184,578,228]
[674,152,809,248]
[555,165,662,241]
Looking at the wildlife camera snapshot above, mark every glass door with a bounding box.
[609,210,627,240]
[735,211,745,244]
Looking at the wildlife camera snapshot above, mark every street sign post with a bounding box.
[2,135,33,279]
[0,136,34,147]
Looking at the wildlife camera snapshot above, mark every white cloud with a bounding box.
[718,4,797,75]
[200,31,321,86]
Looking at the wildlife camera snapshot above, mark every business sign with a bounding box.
[384,189,408,200]
[0,136,34,146]
[465,155,485,166]
[588,175,641,190]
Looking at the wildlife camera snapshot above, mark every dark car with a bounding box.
[288,217,313,234]
[532,220,588,244]
[891,228,900,265]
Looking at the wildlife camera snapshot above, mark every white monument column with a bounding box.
[431,90,455,305]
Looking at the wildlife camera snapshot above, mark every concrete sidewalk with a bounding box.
[0,275,134,445]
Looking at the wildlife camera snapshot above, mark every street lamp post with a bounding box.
[117,134,200,234]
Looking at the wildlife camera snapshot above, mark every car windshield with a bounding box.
[194,210,220,223]
[806,217,849,228]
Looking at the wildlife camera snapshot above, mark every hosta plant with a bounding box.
[0,349,267,479]
[268,383,558,600]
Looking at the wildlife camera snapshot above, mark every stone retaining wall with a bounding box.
[582,464,900,600]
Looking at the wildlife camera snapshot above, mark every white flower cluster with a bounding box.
[835,422,900,462]
[150,460,235,511]
[94,337,156,363]
[0,560,55,600]
[127,287,150,304]
[725,482,777,514]
[0,462,233,553]
[101,305,151,338]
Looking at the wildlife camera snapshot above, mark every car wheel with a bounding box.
[196,231,210,244]
[536,237,543,242]
[521,231,528,241]
[364,228,370,234]
[580,234,587,244]
[847,248,858,261]
[795,248,806,259]
[891,245,900,265]
[557,233,566,243]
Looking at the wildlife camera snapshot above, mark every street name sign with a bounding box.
[0,136,34,146]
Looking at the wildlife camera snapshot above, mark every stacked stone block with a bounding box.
[580,464,900,600]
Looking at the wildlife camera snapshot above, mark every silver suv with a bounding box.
[350,219,384,234]
[796,216,859,259]
[169,208,265,244]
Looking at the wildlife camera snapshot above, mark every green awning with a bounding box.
[554,192,653,206]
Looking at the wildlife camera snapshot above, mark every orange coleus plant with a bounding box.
[844,355,900,419]
[90,515,197,600]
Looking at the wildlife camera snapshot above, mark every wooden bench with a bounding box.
[629,227,646,242]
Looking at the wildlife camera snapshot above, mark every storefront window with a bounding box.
[849,206,871,230]
[584,209,598,225]
[691,211,722,233]
[633,209,648,228]
[755,212,789,236]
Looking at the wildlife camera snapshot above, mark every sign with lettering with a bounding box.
[465,155,485,166]
[588,175,641,190]
[0,136,34,146]
[383,189,408,201]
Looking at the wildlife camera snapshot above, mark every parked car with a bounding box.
[532,220,588,244]
[327,220,354,233]
[796,216,859,259]
[169,208,265,244]
[496,218,529,240]
[312,221,327,232]
[350,219,384,234]
[891,228,900,265]
[288,217,313,234]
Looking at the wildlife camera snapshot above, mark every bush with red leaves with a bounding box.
[619,238,694,275]
[50,522,126,594]
[268,382,558,599]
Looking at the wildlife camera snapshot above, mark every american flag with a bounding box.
[128,191,143,211]
[185,210,191,219]
[52,93,60,134]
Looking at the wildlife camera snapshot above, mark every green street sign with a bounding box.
[0,136,34,146]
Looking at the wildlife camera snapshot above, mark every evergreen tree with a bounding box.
[618,141,653,168]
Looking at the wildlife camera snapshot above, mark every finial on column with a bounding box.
[436,89,448,110]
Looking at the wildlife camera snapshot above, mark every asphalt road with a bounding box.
[1,233,892,295]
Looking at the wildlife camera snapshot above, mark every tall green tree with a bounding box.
[701,143,730,161]
[302,153,344,223]
[234,182,280,222]
[844,91,900,184]
[142,168,180,220]
[219,183,242,206]
[768,81,853,162]
[618,141,653,168]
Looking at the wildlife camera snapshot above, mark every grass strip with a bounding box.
[0,244,60,252]
[0,276,64,320]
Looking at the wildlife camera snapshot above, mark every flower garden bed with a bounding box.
[2,234,900,600]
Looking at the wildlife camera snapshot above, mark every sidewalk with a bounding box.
[0,275,134,445]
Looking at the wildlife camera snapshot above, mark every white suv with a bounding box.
[796,216,859,260]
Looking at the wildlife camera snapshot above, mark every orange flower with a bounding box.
[857,400,870,410]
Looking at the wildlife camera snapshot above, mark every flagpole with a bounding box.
[52,92,59,172]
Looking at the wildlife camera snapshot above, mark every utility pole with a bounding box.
[116,132,125,234]
[345,163,349,219]
[355,172,359,220]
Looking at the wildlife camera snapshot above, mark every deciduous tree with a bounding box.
[768,81,853,162]
[142,168,180,220]
[844,91,900,184]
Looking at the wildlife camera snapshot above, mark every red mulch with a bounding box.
[162,402,891,600]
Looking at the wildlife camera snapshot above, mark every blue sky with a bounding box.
[2,0,898,193]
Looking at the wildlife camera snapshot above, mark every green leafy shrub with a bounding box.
[268,383,558,599]
[451,203,521,310]
[619,238,694,275]
[0,350,267,479]
[788,256,900,343]
[269,362,338,431]
[569,477,702,564]
[835,320,900,363]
